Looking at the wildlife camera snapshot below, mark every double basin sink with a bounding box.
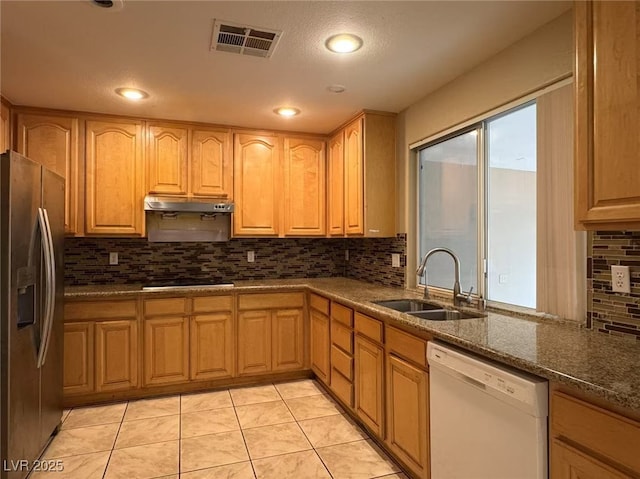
[374,299,485,321]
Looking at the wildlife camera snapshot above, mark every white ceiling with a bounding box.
[1,1,570,134]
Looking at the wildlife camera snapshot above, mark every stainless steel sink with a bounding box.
[407,309,484,321]
[374,299,443,313]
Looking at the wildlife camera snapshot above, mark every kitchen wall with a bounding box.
[588,231,640,340]
[64,237,406,288]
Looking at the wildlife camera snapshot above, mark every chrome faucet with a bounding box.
[416,247,473,307]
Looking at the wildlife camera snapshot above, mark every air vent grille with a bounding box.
[211,20,282,58]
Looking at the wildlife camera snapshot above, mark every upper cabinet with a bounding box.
[575,1,640,229]
[85,119,144,236]
[16,112,81,235]
[234,132,281,236]
[329,112,396,237]
[283,137,326,236]
[147,123,232,198]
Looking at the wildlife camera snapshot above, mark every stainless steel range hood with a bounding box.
[144,196,234,242]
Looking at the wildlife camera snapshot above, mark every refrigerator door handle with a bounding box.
[36,207,55,368]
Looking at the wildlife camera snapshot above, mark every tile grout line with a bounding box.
[178,393,182,478]
[230,386,259,479]
[101,400,129,479]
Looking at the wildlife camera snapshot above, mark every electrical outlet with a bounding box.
[392,253,400,268]
[499,274,509,284]
[345,249,349,261]
[611,265,631,293]
[109,252,118,265]
[247,251,255,263]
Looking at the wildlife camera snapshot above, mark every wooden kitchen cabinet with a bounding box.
[386,326,430,479]
[85,119,144,236]
[146,123,232,199]
[63,322,94,396]
[190,312,234,380]
[550,390,640,478]
[329,302,354,408]
[354,313,384,438]
[95,320,138,392]
[574,2,640,229]
[328,112,396,237]
[309,294,331,384]
[143,316,190,386]
[237,292,305,375]
[233,132,281,236]
[16,112,81,235]
[282,137,326,236]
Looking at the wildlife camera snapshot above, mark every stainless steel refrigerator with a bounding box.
[0,151,64,479]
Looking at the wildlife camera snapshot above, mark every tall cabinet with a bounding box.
[575,1,640,229]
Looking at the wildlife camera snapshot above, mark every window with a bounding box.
[417,103,536,308]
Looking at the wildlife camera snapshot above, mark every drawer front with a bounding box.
[355,312,383,343]
[238,292,304,310]
[309,293,330,315]
[65,300,136,321]
[551,391,640,473]
[331,368,354,408]
[386,326,427,368]
[331,321,353,354]
[331,302,353,327]
[193,295,233,313]
[144,298,187,316]
[331,345,353,380]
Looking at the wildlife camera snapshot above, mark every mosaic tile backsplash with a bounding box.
[588,231,640,340]
[64,235,407,288]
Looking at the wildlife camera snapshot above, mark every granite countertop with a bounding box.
[65,277,640,412]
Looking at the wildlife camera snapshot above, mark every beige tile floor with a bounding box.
[36,380,408,479]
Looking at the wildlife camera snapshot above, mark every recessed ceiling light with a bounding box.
[274,107,300,118]
[325,34,363,54]
[115,88,148,101]
[327,85,346,94]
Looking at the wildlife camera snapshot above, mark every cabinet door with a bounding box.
[1,102,10,154]
[575,2,640,228]
[237,310,272,375]
[355,335,384,437]
[272,308,304,371]
[191,128,232,198]
[147,123,188,195]
[233,133,280,236]
[310,309,330,384]
[327,131,344,236]
[551,439,632,479]
[95,320,138,392]
[344,118,364,235]
[63,322,94,396]
[386,354,429,479]
[190,313,234,380]
[283,137,326,236]
[16,113,80,235]
[143,316,189,386]
[85,119,144,235]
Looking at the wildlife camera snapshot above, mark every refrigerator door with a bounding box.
[1,152,43,479]
[39,167,64,446]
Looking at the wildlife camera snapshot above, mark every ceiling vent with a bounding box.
[211,20,282,58]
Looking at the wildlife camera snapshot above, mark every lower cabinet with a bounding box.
[551,439,631,479]
[272,309,304,371]
[190,312,234,380]
[95,320,138,392]
[354,334,384,437]
[309,306,330,384]
[63,322,94,396]
[143,316,189,386]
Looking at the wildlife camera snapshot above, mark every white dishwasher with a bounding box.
[427,342,548,479]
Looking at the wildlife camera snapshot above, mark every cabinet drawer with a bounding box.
[192,295,233,313]
[238,292,304,310]
[65,300,136,321]
[331,368,354,408]
[386,326,427,368]
[331,321,353,354]
[355,312,383,343]
[331,345,353,380]
[144,298,187,316]
[331,302,353,327]
[551,391,640,473]
[309,293,330,315]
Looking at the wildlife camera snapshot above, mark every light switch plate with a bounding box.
[611,265,631,293]
[392,253,400,268]
[109,252,118,265]
[247,251,255,263]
